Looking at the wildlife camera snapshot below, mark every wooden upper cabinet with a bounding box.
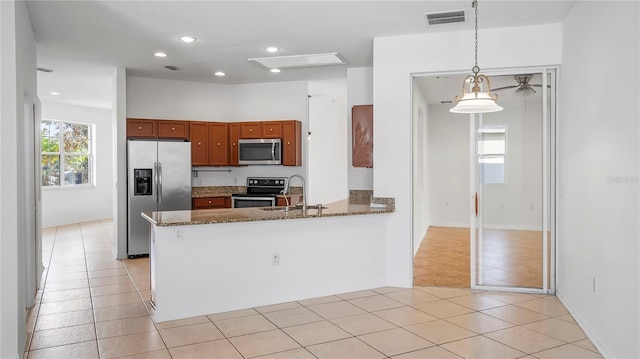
[126,119,157,138]
[239,122,260,139]
[281,120,302,166]
[208,123,229,166]
[189,122,209,166]
[229,123,240,166]
[352,105,373,168]
[157,120,189,139]
[260,121,282,138]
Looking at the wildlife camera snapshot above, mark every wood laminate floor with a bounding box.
[414,226,550,289]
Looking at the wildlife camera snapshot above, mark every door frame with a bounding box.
[410,66,558,294]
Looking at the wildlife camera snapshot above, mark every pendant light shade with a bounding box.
[450,0,503,114]
[450,74,503,113]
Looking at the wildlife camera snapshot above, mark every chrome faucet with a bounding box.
[284,174,306,213]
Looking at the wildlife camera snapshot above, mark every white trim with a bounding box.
[542,68,549,293]
[470,115,477,288]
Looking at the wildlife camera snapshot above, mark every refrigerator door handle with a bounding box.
[154,162,159,203]
[158,162,163,203]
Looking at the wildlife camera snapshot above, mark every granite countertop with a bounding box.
[142,197,395,227]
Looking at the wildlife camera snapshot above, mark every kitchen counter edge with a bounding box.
[142,197,395,226]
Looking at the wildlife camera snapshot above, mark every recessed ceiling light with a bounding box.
[154,52,167,58]
[50,92,60,95]
[214,72,226,77]
[270,68,281,73]
[179,36,197,43]
[265,46,280,53]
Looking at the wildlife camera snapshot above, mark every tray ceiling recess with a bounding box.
[249,53,347,69]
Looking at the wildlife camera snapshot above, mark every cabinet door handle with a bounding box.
[249,129,253,132]
[217,142,221,146]
[138,126,142,130]
[233,143,236,146]
[270,128,273,132]
[208,200,212,204]
[287,141,291,145]
[171,127,175,131]
[198,142,201,146]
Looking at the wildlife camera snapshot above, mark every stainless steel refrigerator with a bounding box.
[127,140,191,256]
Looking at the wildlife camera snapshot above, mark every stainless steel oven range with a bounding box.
[231,177,286,208]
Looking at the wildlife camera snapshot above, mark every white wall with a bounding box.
[347,67,373,190]
[427,104,470,228]
[0,0,38,356]
[308,79,348,204]
[373,23,562,287]
[113,68,127,259]
[558,2,639,358]
[126,77,234,121]
[412,80,430,254]
[41,102,113,227]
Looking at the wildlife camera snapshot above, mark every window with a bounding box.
[41,120,94,187]
[478,125,506,184]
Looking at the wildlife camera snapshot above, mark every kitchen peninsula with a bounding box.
[143,197,395,322]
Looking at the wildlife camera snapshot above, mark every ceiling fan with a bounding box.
[492,74,548,96]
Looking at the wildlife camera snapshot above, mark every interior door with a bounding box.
[471,69,555,293]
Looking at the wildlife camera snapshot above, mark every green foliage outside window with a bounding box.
[41,120,93,187]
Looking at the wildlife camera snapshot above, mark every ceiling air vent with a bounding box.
[424,10,465,26]
[164,65,181,71]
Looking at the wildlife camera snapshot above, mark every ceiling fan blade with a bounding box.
[492,85,518,92]
[529,84,552,88]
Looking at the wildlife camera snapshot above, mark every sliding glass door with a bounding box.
[470,69,556,293]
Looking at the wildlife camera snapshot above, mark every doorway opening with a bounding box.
[411,68,557,294]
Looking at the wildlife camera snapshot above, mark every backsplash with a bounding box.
[192,166,305,187]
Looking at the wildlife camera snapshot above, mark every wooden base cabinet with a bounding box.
[193,197,231,209]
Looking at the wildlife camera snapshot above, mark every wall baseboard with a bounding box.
[555,292,612,359]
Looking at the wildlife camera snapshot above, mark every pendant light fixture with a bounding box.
[450,0,503,113]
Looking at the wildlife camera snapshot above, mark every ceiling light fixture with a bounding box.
[179,36,197,43]
[265,46,280,53]
[249,53,347,69]
[270,68,281,73]
[450,0,503,114]
[154,52,167,58]
[214,72,226,77]
[50,92,60,96]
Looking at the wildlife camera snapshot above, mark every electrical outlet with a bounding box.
[272,253,280,266]
[174,228,182,241]
[593,278,597,293]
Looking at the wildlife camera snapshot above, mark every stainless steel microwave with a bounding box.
[238,139,281,165]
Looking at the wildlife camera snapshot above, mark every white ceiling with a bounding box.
[27,1,575,110]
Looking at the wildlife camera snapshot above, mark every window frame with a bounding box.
[41,119,96,189]
[477,124,507,185]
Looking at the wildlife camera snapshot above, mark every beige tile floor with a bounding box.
[25,220,602,359]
